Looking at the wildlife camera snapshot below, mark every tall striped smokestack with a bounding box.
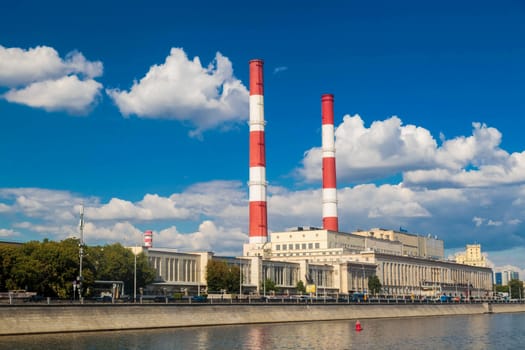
[249,59,268,243]
[321,94,339,231]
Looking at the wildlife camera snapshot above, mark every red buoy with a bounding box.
[355,320,363,331]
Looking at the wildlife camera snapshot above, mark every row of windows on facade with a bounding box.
[274,243,320,251]
[275,250,339,257]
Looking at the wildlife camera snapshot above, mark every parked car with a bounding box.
[27,295,45,302]
[191,295,207,302]
[154,295,174,303]
[351,293,366,302]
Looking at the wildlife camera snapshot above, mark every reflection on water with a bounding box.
[1,313,524,350]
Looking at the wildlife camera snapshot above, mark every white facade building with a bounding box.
[243,227,493,298]
[133,227,493,299]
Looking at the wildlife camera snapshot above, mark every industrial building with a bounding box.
[135,58,494,299]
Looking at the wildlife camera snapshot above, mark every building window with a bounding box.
[295,244,300,250]
[308,243,313,249]
[302,243,306,249]
[282,245,287,251]
[315,243,320,249]
[289,244,293,250]
[276,245,280,251]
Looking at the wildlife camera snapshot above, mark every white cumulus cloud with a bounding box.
[0,45,102,87]
[106,48,248,136]
[0,45,103,113]
[300,115,437,183]
[4,75,102,114]
[156,221,246,256]
[86,194,192,221]
[299,115,525,190]
[0,203,10,213]
[0,228,19,237]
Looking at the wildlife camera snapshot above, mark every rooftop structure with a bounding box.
[455,244,487,267]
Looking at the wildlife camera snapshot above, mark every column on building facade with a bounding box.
[392,263,397,289]
[386,262,392,293]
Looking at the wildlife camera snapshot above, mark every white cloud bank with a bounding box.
[107,48,249,136]
[1,177,524,269]
[0,183,249,256]
[0,45,103,113]
[300,115,438,182]
[300,115,525,189]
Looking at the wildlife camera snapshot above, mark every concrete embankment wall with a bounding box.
[0,303,524,336]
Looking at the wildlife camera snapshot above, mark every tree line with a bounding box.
[0,238,156,298]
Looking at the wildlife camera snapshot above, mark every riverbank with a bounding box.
[1,303,525,336]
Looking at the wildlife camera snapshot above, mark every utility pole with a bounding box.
[78,205,85,302]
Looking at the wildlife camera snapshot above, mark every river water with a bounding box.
[1,313,523,350]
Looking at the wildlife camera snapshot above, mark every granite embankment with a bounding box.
[1,303,524,336]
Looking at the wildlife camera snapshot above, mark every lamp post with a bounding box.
[261,241,270,297]
[263,265,266,297]
[133,245,137,303]
[239,259,242,299]
[361,264,365,294]
[197,265,201,297]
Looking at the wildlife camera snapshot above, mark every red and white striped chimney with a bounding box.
[249,59,268,243]
[143,230,153,249]
[321,94,339,232]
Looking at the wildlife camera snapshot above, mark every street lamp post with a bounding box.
[362,265,365,293]
[263,265,266,297]
[197,266,201,297]
[239,259,242,299]
[261,241,270,297]
[133,246,137,303]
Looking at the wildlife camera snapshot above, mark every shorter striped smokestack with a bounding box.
[321,94,339,232]
[143,230,153,249]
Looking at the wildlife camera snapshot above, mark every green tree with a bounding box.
[368,275,382,295]
[296,280,306,295]
[261,278,277,294]
[0,239,80,298]
[494,285,508,294]
[508,279,524,299]
[85,243,155,296]
[206,260,240,293]
[0,245,21,291]
[0,240,156,299]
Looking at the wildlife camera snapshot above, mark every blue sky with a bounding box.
[1,0,524,274]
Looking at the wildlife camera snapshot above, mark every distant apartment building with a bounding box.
[455,244,487,267]
[494,270,520,286]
